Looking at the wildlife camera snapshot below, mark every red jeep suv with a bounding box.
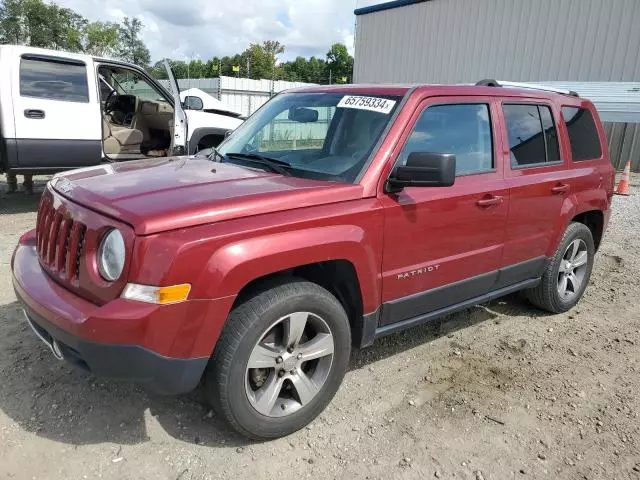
[12,80,614,439]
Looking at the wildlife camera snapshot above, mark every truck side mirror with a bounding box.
[183,96,203,111]
[386,152,456,193]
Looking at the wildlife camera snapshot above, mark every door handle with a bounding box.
[476,195,504,207]
[24,109,45,119]
[551,183,570,194]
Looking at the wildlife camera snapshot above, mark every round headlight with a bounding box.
[98,229,125,281]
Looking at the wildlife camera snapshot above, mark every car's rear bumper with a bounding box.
[10,231,218,395]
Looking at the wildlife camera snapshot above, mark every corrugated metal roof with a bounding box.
[535,82,640,123]
[355,0,429,16]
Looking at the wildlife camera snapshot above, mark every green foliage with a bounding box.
[0,0,86,51]
[326,43,353,83]
[207,58,223,76]
[0,0,354,83]
[117,17,150,66]
[0,0,135,60]
[84,21,119,57]
[239,40,285,79]
[279,46,354,84]
[21,0,50,48]
[147,60,168,79]
[0,0,23,44]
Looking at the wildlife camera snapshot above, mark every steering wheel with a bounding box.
[104,89,119,115]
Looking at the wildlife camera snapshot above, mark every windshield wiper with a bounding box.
[225,152,292,176]
[202,146,225,162]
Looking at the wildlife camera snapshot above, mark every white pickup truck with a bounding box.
[0,45,243,178]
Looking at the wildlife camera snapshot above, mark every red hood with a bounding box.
[52,157,363,235]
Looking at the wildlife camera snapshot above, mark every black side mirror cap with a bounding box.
[386,152,456,193]
[183,96,203,111]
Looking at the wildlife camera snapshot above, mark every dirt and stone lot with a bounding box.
[0,174,639,480]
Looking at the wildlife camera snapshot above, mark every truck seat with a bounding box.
[103,117,143,155]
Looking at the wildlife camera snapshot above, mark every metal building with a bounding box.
[353,0,640,170]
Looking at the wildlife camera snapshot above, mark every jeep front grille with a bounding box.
[36,195,86,281]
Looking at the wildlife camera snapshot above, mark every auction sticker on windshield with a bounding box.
[337,96,397,114]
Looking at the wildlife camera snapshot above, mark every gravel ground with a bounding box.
[0,174,639,480]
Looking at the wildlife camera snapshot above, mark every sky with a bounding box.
[56,0,393,62]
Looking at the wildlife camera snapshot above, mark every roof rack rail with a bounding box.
[476,79,579,97]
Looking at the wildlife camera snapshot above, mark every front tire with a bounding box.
[525,222,595,313]
[205,278,351,439]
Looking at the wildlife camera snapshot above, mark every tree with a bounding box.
[307,56,328,83]
[223,54,242,76]
[0,0,26,44]
[240,43,268,79]
[21,0,49,47]
[53,8,86,52]
[218,56,234,76]
[262,39,284,72]
[168,60,188,79]
[83,21,119,57]
[240,40,285,79]
[148,60,168,79]
[326,43,353,83]
[1,1,346,85]
[0,0,144,59]
[1,0,86,52]
[204,57,221,77]
[187,58,205,78]
[117,17,150,66]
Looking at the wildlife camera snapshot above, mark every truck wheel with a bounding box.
[205,278,351,439]
[525,222,595,313]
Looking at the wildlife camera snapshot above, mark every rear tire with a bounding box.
[525,222,595,313]
[204,278,351,439]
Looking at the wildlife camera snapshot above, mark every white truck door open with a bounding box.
[164,59,188,155]
[11,49,102,171]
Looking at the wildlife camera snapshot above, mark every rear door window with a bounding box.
[540,107,560,162]
[562,107,602,161]
[20,57,89,103]
[503,104,560,167]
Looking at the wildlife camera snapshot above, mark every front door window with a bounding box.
[397,103,494,176]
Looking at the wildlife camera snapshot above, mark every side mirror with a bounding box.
[386,152,456,193]
[288,107,318,123]
[183,96,203,111]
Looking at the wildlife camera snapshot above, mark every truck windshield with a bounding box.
[217,92,402,183]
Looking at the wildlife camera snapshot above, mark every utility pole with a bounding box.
[247,58,251,79]
[329,69,332,85]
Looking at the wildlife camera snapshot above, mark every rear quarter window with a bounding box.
[562,107,602,161]
[20,58,89,103]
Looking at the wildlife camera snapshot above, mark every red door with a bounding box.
[499,101,571,266]
[378,97,508,326]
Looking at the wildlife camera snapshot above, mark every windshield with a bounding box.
[111,71,169,103]
[217,92,402,183]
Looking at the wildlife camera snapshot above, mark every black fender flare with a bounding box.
[188,127,230,155]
